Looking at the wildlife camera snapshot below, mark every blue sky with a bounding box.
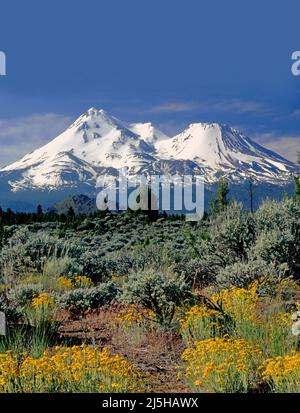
[0,0,300,166]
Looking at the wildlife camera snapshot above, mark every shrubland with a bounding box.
[0,197,299,392]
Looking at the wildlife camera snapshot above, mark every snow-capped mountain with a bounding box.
[0,107,299,211]
[2,108,156,176]
[156,122,298,183]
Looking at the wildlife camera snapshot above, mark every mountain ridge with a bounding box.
[0,107,299,211]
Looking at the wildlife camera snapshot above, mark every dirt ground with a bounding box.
[58,310,190,393]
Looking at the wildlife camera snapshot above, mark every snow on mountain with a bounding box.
[156,122,298,183]
[6,152,99,191]
[129,122,170,144]
[2,108,155,174]
[0,107,299,210]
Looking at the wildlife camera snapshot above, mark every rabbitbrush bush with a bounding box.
[0,345,139,393]
[181,281,299,357]
[181,337,262,393]
[259,352,300,393]
[180,280,300,393]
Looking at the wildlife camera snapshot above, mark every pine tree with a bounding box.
[210,178,230,214]
[67,207,75,219]
[294,176,300,205]
[36,204,43,221]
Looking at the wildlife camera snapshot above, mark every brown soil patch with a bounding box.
[58,309,190,393]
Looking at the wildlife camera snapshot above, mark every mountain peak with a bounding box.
[187,122,226,132]
[85,107,109,117]
[129,121,170,144]
[68,107,123,134]
[157,120,299,179]
[86,106,99,115]
[80,107,111,120]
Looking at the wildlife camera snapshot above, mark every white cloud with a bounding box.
[254,132,300,163]
[150,102,198,113]
[289,109,300,118]
[0,113,72,168]
[149,99,269,115]
[206,99,269,115]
